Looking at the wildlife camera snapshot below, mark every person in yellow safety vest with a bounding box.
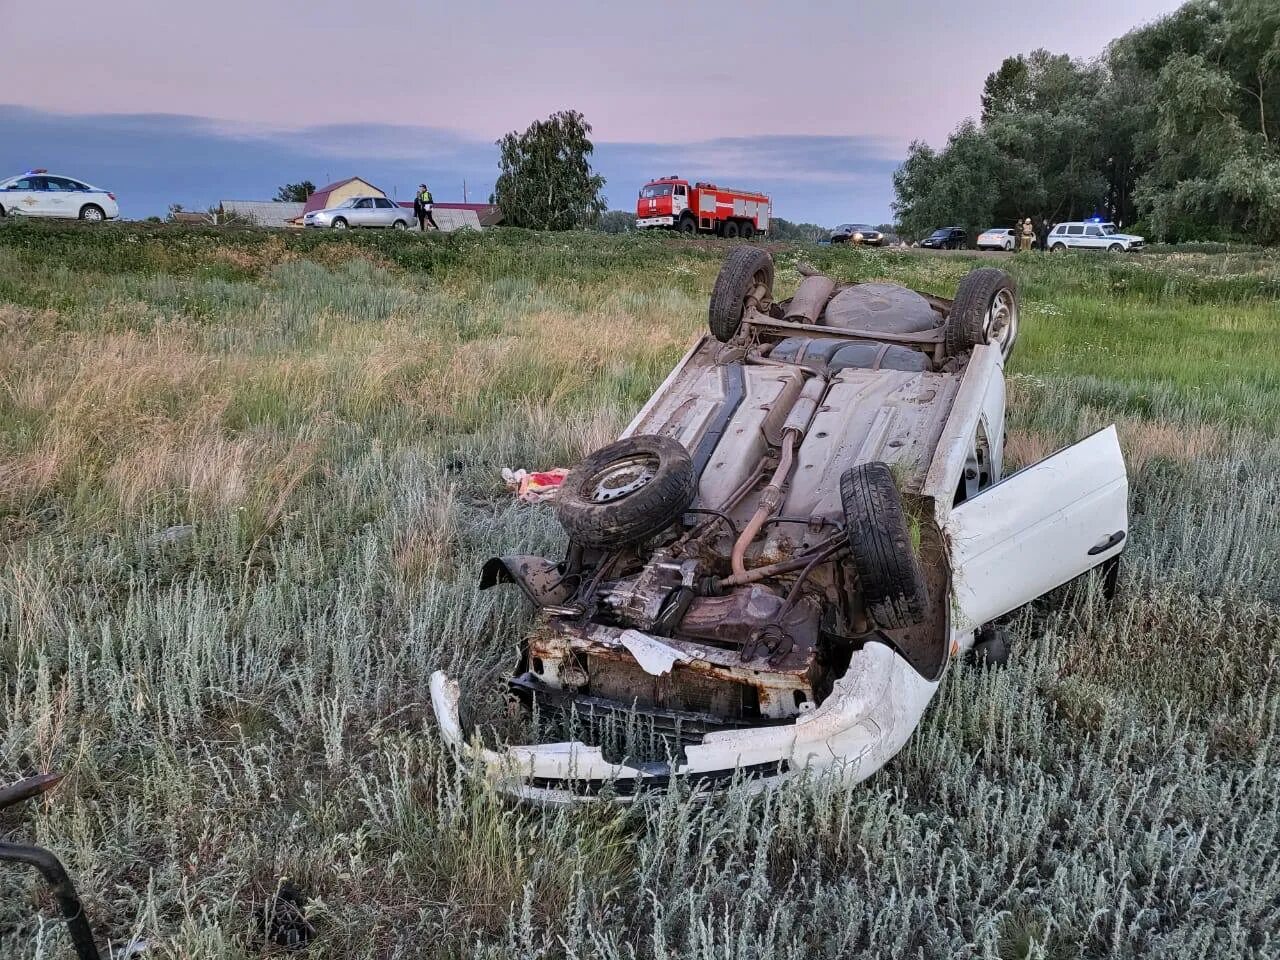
[415,184,438,231]
[1019,218,1034,252]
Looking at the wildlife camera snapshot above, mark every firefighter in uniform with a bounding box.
[1019,218,1034,252]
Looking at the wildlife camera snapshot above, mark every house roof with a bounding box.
[395,200,503,226]
[302,177,383,215]
[219,200,306,228]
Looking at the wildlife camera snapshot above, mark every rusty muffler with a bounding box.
[783,274,836,325]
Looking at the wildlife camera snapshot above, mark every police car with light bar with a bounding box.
[0,170,119,222]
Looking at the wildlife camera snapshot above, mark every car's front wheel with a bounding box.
[79,204,105,222]
[331,218,348,230]
[677,213,696,234]
[555,435,696,548]
[393,220,408,230]
[840,462,930,630]
[1108,242,1124,252]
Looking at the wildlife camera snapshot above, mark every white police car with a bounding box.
[0,171,119,222]
[1048,220,1143,252]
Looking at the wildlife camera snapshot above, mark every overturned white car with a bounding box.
[432,248,1128,802]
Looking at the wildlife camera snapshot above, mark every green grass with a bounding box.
[1,221,1278,959]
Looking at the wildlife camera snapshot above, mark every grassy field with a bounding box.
[1,222,1278,959]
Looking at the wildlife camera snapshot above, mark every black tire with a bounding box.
[840,462,930,630]
[331,218,348,230]
[966,624,1011,668]
[708,246,774,342]
[739,221,754,240]
[1051,242,1066,253]
[722,220,740,239]
[393,220,408,230]
[1108,242,1123,253]
[79,204,105,222]
[555,435,696,549]
[944,267,1019,361]
[677,213,696,234]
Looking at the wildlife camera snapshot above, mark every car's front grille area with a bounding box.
[509,673,768,766]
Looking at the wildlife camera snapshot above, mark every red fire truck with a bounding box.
[635,176,771,238]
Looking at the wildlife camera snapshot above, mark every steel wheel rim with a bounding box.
[587,455,659,503]
[984,288,1017,355]
[83,208,102,221]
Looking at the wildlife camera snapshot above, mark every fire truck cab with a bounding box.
[635,176,771,238]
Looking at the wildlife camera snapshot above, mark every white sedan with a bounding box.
[0,171,118,221]
[432,249,1128,802]
[303,196,411,230]
[977,228,1015,251]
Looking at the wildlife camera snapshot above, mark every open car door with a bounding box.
[946,425,1128,631]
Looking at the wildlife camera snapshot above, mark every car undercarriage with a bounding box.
[432,248,1127,801]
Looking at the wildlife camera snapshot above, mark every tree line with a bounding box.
[893,0,1280,243]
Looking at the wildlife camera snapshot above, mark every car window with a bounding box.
[674,184,686,196]
[1100,223,1117,235]
[640,184,674,198]
[1067,225,1084,236]
[1052,225,1064,235]
[336,198,357,208]
[1085,225,1103,237]
[354,198,372,209]
[45,177,77,192]
[6,178,38,191]
[374,198,393,209]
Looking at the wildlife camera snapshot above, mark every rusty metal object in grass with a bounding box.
[0,773,101,960]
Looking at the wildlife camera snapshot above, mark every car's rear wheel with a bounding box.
[708,246,774,342]
[555,435,696,549]
[1051,242,1066,253]
[79,204,104,222]
[331,218,348,230]
[722,220,740,239]
[677,214,696,234]
[840,462,930,630]
[393,220,408,230]
[945,267,1019,361]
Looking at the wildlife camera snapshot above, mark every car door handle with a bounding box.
[1088,530,1126,555]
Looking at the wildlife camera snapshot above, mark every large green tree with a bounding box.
[894,0,1280,243]
[492,110,607,230]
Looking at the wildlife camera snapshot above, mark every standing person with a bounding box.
[1019,218,1034,252]
[416,183,438,231]
[1034,216,1049,253]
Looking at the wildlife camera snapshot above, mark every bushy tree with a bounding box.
[594,210,635,234]
[275,181,315,203]
[769,218,830,242]
[492,110,606,230]
[893,0,1280,243]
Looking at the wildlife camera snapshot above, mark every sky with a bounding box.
[0,0,1184,224]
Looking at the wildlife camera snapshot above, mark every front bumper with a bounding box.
[429,640,938,803]
[636,216,675,229]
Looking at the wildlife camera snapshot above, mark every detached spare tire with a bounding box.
[944,268,1019,361]
[708,247,774,342]
[556,435,696,549]
[840,461,930,630]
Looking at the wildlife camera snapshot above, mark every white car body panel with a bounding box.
[947,425,1128,630]
[431,639,938,803]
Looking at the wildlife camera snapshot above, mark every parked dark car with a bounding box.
[920,227,968,250]
[830,223,884,246]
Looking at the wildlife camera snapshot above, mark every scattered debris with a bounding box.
[502,467,569,503]
[259,881,316,951]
